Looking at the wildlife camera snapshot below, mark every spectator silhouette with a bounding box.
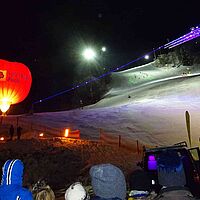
[65,182,90,200]
[79,99,83,109]
[32,178,55,200]
[9,124,14,140]
[155,150,195,199]
[128,169,157,199]
[17,126,22,140]
[89,163,126,200]
[0,159,33,199]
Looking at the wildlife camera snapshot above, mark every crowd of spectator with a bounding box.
[0,149,197,200]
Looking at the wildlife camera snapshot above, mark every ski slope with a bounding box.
[19,62,200,146]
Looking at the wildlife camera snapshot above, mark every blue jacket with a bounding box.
[0,159,33,200]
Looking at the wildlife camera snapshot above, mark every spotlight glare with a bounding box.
[82,48,96,60]
[101,46,106,52]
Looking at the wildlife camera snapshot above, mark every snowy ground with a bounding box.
[14,62,200,147]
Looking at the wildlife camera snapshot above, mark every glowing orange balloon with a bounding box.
[0,59,32,113]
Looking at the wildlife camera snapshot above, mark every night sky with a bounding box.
[0,0,199,113]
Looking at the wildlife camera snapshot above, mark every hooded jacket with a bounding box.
[90,163,126,200]
[0,159,33,200]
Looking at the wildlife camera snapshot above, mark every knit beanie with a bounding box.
[157,150,186,187]
[89,163,126,200]
[65,182,90,200]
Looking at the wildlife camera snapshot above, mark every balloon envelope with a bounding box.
[0,59,32,113]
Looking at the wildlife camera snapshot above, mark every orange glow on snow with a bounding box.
[64,129,69,137]
[39,133,44,137]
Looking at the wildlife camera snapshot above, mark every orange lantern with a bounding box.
[0,59,32,114]
[64,128,69,137]
[39,133,44,137]
[64,128,80,139]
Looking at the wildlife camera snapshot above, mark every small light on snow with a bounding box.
[39,133,44,137]
[144,55,150,59]
[65,128,70,137]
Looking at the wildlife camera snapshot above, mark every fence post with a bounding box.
[99,128,103,141]
[81,144,84,164]
[118,135,121,148]
[16,117,19,126]
[0,116,3,125]
[137,140,139,154]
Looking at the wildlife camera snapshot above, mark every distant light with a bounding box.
[101,46,106,52]
[144,55,150,60]
[39,133,44,137]
[82,48,96,60]
[64,128,70,137]
[0,137,4,141]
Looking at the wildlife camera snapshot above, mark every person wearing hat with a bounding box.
[128,169,156,200]
[65,182,90,200]
[154,150,195,200]
[0,159,33,199]
[89,163,127,200]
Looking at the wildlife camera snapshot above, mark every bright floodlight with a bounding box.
[144,55,150,59]
[101,46,106,52]
[82,48,96,60]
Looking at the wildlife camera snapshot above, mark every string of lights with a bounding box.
[164,26,200,49]
[33,25,200,106]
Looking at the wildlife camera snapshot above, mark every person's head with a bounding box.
[89,163,126,200]
[65,182,89,200]
[128,169,152,199]
[1,159,24,186]
[157,150,186,187]
[32,178,55,200]
[129,169,152,192]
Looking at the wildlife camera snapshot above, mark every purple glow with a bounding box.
[164,27,200,49]
[149,155,156,161]
[148,155,157,170]
[168,32,200,49]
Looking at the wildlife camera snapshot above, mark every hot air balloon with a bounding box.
[0,59,32,114]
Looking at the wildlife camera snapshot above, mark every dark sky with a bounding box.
[0,0,199,112]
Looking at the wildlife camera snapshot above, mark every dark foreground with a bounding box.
[0,137,141,199]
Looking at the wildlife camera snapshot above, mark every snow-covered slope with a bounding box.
[17,62,200,146]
